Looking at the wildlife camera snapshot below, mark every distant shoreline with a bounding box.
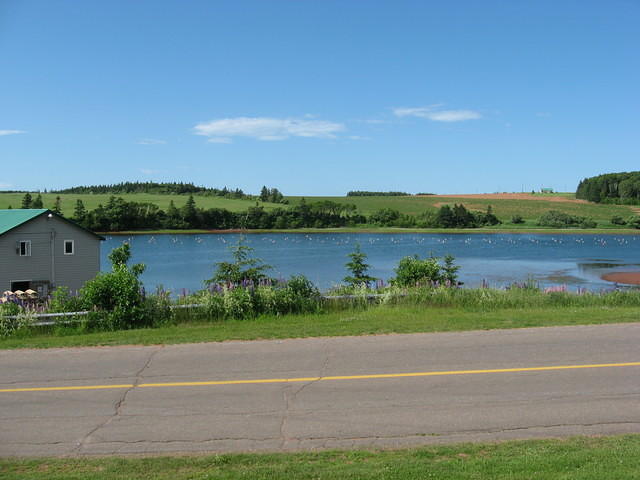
[101,227,640,236]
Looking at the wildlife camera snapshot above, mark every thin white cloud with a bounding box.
[193,116,345,143]
[536,112,552,117]
[139,168,161,175]
[207,137,232,144]
[393,106,481,122]
[137,138,167,145]
[0,130,26,136]
[0,182,13,188]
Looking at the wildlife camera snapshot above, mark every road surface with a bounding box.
[1,323,639,456]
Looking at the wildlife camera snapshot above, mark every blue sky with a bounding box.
[1,0,638,195]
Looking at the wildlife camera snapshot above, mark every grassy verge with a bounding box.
[2,435,639,479]
[104,226,640,235]
[2,304,639,349]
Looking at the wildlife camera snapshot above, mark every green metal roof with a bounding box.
[0,209,48,235]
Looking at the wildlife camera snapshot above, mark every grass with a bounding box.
[287,194,637,227]
[1,435,639,479]
[2,303,639,349]
[0,192,283,215]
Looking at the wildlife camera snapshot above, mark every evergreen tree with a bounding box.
[205,235,272,285]
[259,186,269,202]
[52,196,62,214]
[182,195,198,227]
[21,193,33,209]
[32,194,44,208]
[343,243,377,288]
[73,199,87,223]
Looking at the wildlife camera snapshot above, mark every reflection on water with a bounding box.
[100,233,640,293]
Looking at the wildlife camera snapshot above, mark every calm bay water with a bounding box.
[101,233,640,293]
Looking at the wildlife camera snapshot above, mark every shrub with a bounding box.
[611,215,627,226]
[80,243,148,330]
[0,305,33,338]
[48,286,83,313]
[627,216,640,229]
[537,210,587,228]
[511,214,525,224]
[392,255,442,287]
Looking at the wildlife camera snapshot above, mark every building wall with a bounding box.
[0,214,101,294]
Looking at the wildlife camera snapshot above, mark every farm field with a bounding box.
[288,193,636,227]
[0,192,283,215]
[1,191,637,230]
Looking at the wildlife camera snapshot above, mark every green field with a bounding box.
[2,435,639,479]
[288,194,637,227]
[2,191,637,230]
[0,193,283,215]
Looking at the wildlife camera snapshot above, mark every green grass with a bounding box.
[0,193,283,215]
[288,194,637,227]
[2,435,639,479]
[2,303,639,349]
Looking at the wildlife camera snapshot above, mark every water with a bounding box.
[101,233,640,294]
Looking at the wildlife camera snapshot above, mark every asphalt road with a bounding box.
[1,323,640,456]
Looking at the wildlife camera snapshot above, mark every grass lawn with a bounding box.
[1,435,639,479]
[2,304,639,349]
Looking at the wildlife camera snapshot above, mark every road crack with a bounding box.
[73,346,163,454]
[279,340,331,448]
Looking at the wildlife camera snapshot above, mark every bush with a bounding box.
[537,210,588,228]
[611,215,627,226]
[48,286,83,313]
[0,305,33,338]
[627,216,640,229]
[392,256,442,287]
[80,243,148,330]
[511,214,525,224]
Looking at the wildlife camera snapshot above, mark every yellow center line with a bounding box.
[2,362,639,394]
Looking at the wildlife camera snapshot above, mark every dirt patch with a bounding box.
[601,272,640,285]
[420,193,589,204]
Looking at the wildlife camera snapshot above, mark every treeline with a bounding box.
[64,195,502,231]
[72,196,366,231]
[347,191,410,197]
[53,181,251,199]
[368,204,501,228]
[576,172,640,204]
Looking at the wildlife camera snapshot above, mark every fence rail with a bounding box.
[4,294,391,327]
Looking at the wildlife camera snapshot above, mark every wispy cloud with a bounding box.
[393,106,482,122]
[0,130,26,136]
[536,112,552,118]
[139,168,161,175]
[137,138,167,145]
[193,116,345,143]
[0,182,13,189]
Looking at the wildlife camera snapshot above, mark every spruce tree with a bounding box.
[344,243,377,288]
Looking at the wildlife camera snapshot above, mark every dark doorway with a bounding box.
[10,281,30,291]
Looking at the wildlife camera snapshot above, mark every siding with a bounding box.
[0,214,101,294]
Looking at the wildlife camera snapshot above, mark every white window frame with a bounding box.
[64,239,75,255]
[19,240,31,257]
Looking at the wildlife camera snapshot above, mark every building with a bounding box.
[0,209,103,296]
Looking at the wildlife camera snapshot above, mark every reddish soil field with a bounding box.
[421,193,588,204]
[601,272,640,285]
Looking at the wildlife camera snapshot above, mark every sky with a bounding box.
[0,0,638,195]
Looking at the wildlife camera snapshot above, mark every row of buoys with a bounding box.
[1,289,38,303]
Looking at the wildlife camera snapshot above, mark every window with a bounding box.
[64,240,74,255]
[19,240,31,256]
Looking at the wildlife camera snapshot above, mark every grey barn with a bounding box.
[0,209,103,296]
